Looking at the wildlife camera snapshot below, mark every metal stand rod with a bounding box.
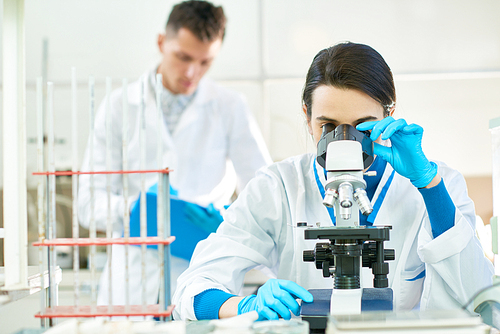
[88,76,97,309]
[155,73,166,319]
[163,172,171,320]
[36,77,46,327]
[71,67,80,310]
[139,79,147,310]
[122,78,130,310]
[105,77,113,310]
[47,82,57,326]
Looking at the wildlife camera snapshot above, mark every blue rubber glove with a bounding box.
[184,202,223,234]
[129,183,176,238]
[237,279,313,321]
[130,183,176,215]
[357,117,437,188]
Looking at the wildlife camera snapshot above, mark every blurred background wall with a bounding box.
[1,0,499,264]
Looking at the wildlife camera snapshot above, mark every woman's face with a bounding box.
[304,85,387,145]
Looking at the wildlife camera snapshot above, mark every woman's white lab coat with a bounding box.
[172,153,493,320]
[77,70,272,306]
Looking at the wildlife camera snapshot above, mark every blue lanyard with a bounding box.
[313,159,395,226]
[366,169,395,224]
[313,161,337,225]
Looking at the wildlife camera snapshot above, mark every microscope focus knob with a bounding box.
[385,249,395,261]
[362,243,395,267]
[322,261,332,278]
[303,250,315,263]
[303,243,331,270]
[314,243,330,270]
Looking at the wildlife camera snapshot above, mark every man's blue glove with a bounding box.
[357,117,437,188]
[129,184,222,258]
[184,202,223,234]
[237,279,314,321]
[129,183,176,240]
[130,183,175,217]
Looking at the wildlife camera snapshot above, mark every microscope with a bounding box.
[301,124,395,330]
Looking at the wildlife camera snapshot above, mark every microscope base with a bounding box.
[301,288,393,333]
[330,288,362,314]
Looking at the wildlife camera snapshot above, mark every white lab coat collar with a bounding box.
[127,70,219,142]
[126,69,218,108]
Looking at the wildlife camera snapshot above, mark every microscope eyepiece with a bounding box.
[316,123,374,169]
[333,124,356,141]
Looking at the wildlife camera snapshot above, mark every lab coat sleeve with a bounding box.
[78,91,125,233]
[416,162,494,311]
[226,94,272,192]
[172,167,287,320]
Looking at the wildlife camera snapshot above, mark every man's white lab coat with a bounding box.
[78,70,272,306]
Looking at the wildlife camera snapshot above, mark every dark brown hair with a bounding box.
[166,0,226,42]
[302,42,395,118]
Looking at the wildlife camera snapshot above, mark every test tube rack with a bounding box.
[32,71,174,324]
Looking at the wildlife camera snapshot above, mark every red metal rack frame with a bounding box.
[33,236,175,247]
[33,168,173,320]
[35,305,175,318]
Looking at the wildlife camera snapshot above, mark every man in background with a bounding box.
[78,0,271,307]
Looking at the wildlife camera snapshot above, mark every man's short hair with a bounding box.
[166,0,226,42]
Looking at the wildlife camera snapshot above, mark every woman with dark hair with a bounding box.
[172,42,493,321]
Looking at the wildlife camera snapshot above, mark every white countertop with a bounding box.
[0,265,62,306]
